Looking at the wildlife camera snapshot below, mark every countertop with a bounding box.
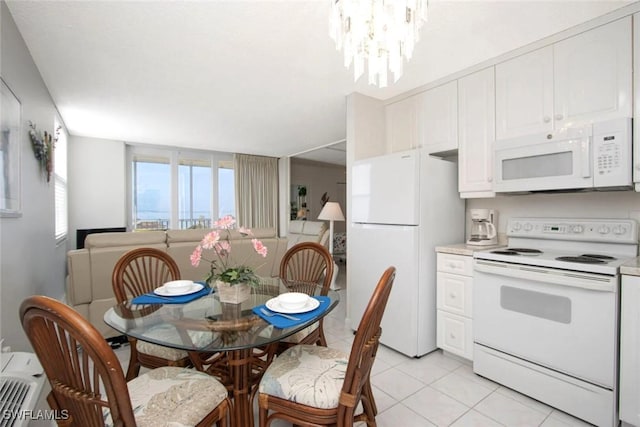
[621,257,640,277]
[435,243,505,256]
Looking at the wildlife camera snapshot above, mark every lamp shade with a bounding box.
[318,202,345,222]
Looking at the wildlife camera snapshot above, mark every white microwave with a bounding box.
[494,118,632,193]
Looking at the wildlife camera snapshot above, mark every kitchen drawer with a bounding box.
[437,253,473,276]
[437,272,473,316]
[437,310,473,360]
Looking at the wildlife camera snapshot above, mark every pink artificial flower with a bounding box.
[214,215,236,229]
[215,240,231,256]
[190,245,203,267]
[201,230,220,249]
[238,226,253,236]
[252,239,268,257]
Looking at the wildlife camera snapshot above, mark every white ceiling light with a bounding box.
[329,0,428,88]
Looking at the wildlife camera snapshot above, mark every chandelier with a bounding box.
[329,0,428,88]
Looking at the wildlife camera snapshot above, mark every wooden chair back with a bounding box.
[338,266,396,424]
[20,295,137,427]
[279,242,334,296]
[112,247,181,303]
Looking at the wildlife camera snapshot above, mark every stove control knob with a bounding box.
[613,225,626,235]
[524,223,533,232]
[572,225,584,234]
[512,222,522,231]
[598,226,610,235]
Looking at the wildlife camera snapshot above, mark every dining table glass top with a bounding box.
[103,278,340,352]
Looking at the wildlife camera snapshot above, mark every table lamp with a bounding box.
[318,202,345,290]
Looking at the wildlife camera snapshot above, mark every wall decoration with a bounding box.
[0,78,22,217]
[320,192,330,207]
[290,184,309,220]
[28,121,56,182]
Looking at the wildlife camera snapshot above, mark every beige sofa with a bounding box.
[66,228,288,338]
[286,221,329,249]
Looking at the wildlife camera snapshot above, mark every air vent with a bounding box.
[0,376,40,427]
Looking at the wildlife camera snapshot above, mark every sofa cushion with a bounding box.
[287,221,328,249]
[85,231,166,248]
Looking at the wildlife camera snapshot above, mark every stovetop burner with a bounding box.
[555,256,606,264]
[491,250,520,255]
[581,254,617,261]
[508,248,543,254]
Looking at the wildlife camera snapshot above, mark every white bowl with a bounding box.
[163,280,194,294]
[278,292,309,310]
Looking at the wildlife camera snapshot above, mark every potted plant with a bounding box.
[190,215,268,303]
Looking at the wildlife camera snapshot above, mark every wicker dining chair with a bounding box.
[20,295,231,427]
[277,241,334,351]
[258,266,396,427]
[112,247,192,380]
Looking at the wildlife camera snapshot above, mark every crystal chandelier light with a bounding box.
[329,0,428,88]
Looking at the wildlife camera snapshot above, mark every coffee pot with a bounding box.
[467,209,497,246]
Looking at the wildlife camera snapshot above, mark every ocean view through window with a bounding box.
[130,147,235,230]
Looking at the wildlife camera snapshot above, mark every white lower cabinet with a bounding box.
[620,274,640,425]
[436,253,473,360]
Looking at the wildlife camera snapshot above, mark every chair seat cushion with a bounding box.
[106,366,228,427]
[280,323,319,343]
[135,324,189,361]
[259,345,348,409]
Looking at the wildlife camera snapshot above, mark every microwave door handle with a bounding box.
[581,138,591,178]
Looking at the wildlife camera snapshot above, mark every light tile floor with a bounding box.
[112,266,594,426]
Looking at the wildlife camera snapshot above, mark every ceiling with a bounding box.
[5,1,633,166]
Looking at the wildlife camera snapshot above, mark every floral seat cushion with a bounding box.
[280,323,319,344]
[105,367,227,427]
[135,324,189,361]
[135,324,213,360]
[259,345,348,409]
[333,232,346,254]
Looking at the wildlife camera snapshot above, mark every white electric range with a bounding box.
[472,217,638,427]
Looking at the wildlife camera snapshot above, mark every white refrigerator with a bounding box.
[348,148,464,357]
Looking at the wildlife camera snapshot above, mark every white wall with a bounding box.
[67,135,126,250]
[0,3,66,351]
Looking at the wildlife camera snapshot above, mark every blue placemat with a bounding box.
[252,296,330,328]
[131,282,212,304]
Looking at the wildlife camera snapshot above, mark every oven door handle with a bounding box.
[474,260,616,292]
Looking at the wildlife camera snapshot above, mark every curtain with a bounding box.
[234,154,278,230]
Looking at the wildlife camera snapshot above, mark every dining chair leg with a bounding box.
[362,379,378,416]
[125,339,141,381]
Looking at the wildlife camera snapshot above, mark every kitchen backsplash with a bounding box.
[466,190,640,237]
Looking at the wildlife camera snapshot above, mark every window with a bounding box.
[179,159,212,229]
[128,146,234,230]
[54,119,67,241]
[132,155,170,230]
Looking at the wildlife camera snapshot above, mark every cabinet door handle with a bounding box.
[450,333,456,339]
[543,116,551,123]
[555,114,564,121]
[449,293,456,299]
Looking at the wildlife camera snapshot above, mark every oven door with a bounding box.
[494,133,592,192]
[474,259,618,389]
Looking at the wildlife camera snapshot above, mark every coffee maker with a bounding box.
[467,209,498,246]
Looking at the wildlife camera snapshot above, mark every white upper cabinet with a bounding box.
[496,47,554,139]
[496,17,632,141]
[554,17,632,126]
[421,81,458,154]
[458,67,496,198]
[385,96,419,153]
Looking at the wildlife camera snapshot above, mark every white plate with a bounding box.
[265,297,320,314]
[154,283,204,297]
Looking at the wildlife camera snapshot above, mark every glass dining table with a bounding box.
[104,278,340,427]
